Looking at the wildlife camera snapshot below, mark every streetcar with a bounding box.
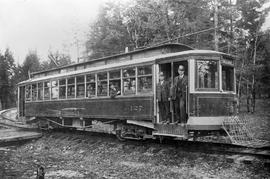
[17,43,237,140]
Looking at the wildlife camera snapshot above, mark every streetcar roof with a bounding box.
[18,49,232,85]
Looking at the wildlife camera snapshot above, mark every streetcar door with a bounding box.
[157,63,171,123]
[18,86,25,117]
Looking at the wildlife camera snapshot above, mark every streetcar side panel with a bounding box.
[24,96,154,121]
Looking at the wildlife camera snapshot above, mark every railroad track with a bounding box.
[0,108,35,129]
[1,108,270,163]
[40,129,270,165]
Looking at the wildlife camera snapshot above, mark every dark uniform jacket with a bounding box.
[172,75,187,100]
[157,80,170,102]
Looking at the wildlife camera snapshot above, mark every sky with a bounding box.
[0,0,269,65]
[0,0,103,64]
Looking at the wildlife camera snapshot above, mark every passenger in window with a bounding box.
[131,80,136,92]
[157,72,170,124]
[109,83,120,98]
[123,81,129,92]
[172,65,188,125]
[123,70,129,78]
[87,84,95,97]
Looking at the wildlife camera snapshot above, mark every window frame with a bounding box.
[76,75,86,98]
[97,71,109,97]
[37,82,44,101]
[25,84,32,102]
[67,77,75,99]
[51,80,59,100]
[109,70,121,96]
[59,78,67,99]
[221,64,235,92]
[137,65,153,94]
[195,59,220,92]
[86,73,97,98]
[44,81,51,100]
[122,67,136,96]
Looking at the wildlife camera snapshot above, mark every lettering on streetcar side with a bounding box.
[125,105,144,112]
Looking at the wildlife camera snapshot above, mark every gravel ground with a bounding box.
[0,131,269,179]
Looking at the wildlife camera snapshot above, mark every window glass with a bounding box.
[59,79,66,85]
[86,74,96,97]
[197,60,218,89]
[222,66,234,91]
[38,82,43,100]
[76,75,85,98]
[25,85,31,101]
[44,81,50,100]
[67,77,75,98]
[138,66,152,75]
[97,72,108,96]
[122,67,136,95]
[32,84,37,101]
[68,77,75,84]
[98,72,107,81]
[109,70,120,79]
[138,65,152,93]
[138,76,152,93]
[51,80,58,100]
[59,79,66,99]
[109,70,121,96]
[123,67,135,77]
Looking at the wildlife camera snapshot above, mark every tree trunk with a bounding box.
[251,32,259,113]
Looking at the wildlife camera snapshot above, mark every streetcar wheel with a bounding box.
[116,130,126,141]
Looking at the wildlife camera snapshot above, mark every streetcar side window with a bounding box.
[222,65,234,91]
[67,77,75,98]
[25,85,31,101]
[44,81,50,100]
[38,82,43,100]
[76,75,85,98]
[196,60,218,90]
[32,83,37,101]
[137,65,152,93]
[122,67,136,95]
[59,79,66,99]
[97,72,108,96]
[51,80,59,100]
[86,74,96,97]
[109,70,121,96]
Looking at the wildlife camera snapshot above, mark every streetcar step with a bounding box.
[153,123,188,137]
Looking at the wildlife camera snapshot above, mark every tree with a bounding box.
[234,0,270,112]
[0,49,16,109]
[85,1,131,59]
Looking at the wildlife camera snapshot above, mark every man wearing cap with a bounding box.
[157,71,170,123]
[172,65,188,125]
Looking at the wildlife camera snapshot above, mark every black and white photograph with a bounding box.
[0,0,270,178]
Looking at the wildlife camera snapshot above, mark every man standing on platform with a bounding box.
[157,72,170,123]
[172,65,188,125]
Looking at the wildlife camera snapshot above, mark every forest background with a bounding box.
[0,0,270,111]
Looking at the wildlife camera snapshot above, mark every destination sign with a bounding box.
[221,58,234,65]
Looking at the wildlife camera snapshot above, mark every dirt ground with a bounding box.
[0,131,269,179]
